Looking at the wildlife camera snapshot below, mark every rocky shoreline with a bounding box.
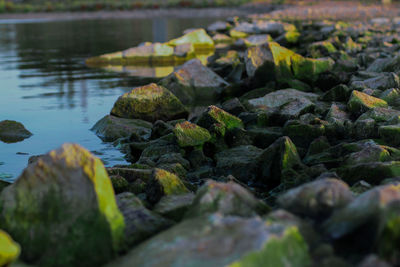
[2,9,400,267]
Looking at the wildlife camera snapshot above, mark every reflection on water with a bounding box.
[0,17,223,181]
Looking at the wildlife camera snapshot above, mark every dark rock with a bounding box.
[0,120,32,143]
[153,193,195,222]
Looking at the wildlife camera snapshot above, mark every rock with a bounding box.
[207,21,230,33]
[0,230,20,266]
[254,20,286,36]
[186,180,269,218]
[167,29,214,51]
[196,105,244,136]
[258,136,304,187]
[247,126,283,149]
[110,83,188,122]
[379,125,400,146]
[173,121,210,148]
[277,178,354,219]
[380,88,400,107]
[159,59,228,104]
[243,34,272,47]
[339,161,400,185]
[309,41,337,58]
[0,144,125,267]
[153,193,195,221]
[221,98,246,116]
[351,73,400,91]
[92,115,152,142]
[0,180,10,193]
[358,254,392,267]
[116,192,173,246]
[110,175,130,194]
[347,90,388,117]
[323,184,400,254]
[283,119,326,148]
[106,214,311,267]
[146,168,189,204]
[0,120,32,143]
[244,42,333,86]
[215,145,263,183]
[358,107,400,123]
[321,84,352,102]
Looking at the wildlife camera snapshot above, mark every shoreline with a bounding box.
[0,5,281,22]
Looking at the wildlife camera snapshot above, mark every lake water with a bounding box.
[0,17,224,181]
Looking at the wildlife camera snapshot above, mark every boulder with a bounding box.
[92,115,152,142]
[110,83,188,122]
[105,214,311,267]
[153,193,195,221]
[248,89,318,109]
[0,144,125,267]
[146,168,189,204]
[0,230,20,266]
[379,125,400,146]
[347,90,388,117]
[173,121,211,148]
[116,192,173,246]
[0,120,32,143]
[186,180,269,218]
[351,73,400,91]
[215,145,263,182]
[167,29,214,51]
[159,59,228,104]
[277,178,354,219]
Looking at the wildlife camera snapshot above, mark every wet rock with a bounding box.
[173,121,211,148]
[0,144,125,267]
[146,168,189,204]
[153,193,195,221]
[111,83,188,122]
[167,29,214,51]
[215,145,263,182]
[116,192,173,247]
[0,230,20,266]
[186,180,269,218]
[159,59,228,104]
[92,115,152,142]
[0,120,32,143]
[106,214,311,267]
[347,90,388,117]
[277,178,354,219]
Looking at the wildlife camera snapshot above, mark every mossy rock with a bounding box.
[0,144,125,267]
[347,90,388,117]
[167,29,214,51]
[0,120,32,143]
[105,215,310,267]
[146,168,189,204]
[379,125,400,146]
[110,83,188,122]
[111,175,130,194]
[173,121,211,148]
[0,230,20,266]
[309,41,337,58]
[197,105,244,136]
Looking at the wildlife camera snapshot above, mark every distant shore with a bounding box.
[0,5,280,21]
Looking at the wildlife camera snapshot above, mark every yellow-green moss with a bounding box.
[167,29,214,51]
[173,121,211,148]
[347,90,388,115]
[0,230,20,266]
[208,105,244,130]
[153,169,189,196]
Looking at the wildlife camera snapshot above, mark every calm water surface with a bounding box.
[0,17,223,181]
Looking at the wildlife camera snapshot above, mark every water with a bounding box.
[0,17,223,181]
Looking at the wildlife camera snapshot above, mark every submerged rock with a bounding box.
[92,115,152,142]
[0,230,20,266]
[110,83,188,122]
[106,214,310,267]
[0,120,32,143]
[0,144,125,267]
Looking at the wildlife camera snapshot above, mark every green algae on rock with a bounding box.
[167,29,214,51]
[0,120,32,143]
[92,115,152,142]
[0,144,125,267]
[173,121,211,148]
[379,124,400,146]
[110,83,188,122]
[0,230,20,267]
[146,168,189,204]
[347,90,388,117]
[105,214,310,267]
